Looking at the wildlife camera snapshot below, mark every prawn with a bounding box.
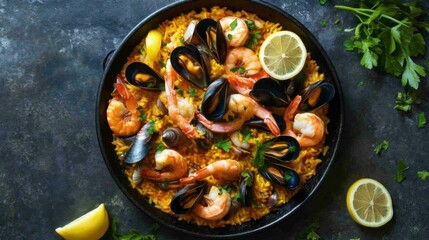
[107,74,141,136]
[196,94,281,136]
[180,159,242,185]
[283,95,325,147]
[164,60,198,138]
[225,47,268,95]
[139,149,188,182]
[219,17,249,47]
[192,186,231,220]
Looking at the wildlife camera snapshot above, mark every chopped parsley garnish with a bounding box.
[138,113,146,122]
[147,82,154,88]
[136,105,143,111]
[417,171,429,180]
[244,20,261,49]
[230,19,238,30]
[241,170,253,187]
[111,218,159,240]
[289,146,296,153]
[334,19,340,25]
[394,160,409,183]
[161,41,167,47]
[176,88,184,95]
[296,223,320,240]
[156,142,165,152]
[189,87,196,97]
[217,185,223,195]
[147,121,156,135]
[374,140,389,155]
[158,60,166,68]
[320,19,326,27]
[230,66,245,74]
[357,81,364,86]
[214,139,232,152]
[394,91,414,112]
[240,129,252,142]
[139,46,145,55]
[418,112,426,128]
[180,36,185,43]
[159,82,165,91]
[232,192,242,202]
[162,178,169,187]
[227,33,233,41]
[319,0,328,5]
[252,141,271,169]
[284,171,293,181]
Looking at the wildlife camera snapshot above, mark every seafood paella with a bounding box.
[106,6,335,228]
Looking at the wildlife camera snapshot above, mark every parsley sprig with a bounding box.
[252,141,271,169]
[214,139,232,152]
[374,140,389,155]
[111,218,159,240]
[244,20,261,49]
[394,160,409,183]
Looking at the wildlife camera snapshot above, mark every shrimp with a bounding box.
[196,94,281,136]
[219,17,249,47]
[283,95,325,147]
[180,159,242,185]
[164,60,198,138]
[107,74,141,136]
[192,186,231,220]
[139,149,188,182]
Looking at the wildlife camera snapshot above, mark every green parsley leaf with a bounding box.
[284,171,293,182]
[238,66,246,74]
[417,171,429,180]
[244,19,257,31]
[402,57,425,89]
[230,19,238,30]
[394,160,409,183]
[147,121,156,135]
[252,141,271,169]
[138,113,146,122]
[227,34,233,41]
[240,129,252,142]
[374,140,389,155]
[112,218,159,240]
[232,192,242,202]
[158,61,166,68]
[156,142,165,152]
[136,105,143,111]
[241,170,254,187]
[320,19,326,27]
[214,139,232,152]
[230,67,239,72]
[176,88,184,95]
[334,19,340,25]
[161,41,167,47]
[245,31,261,49]
[180,36,185,44]
[394,91,414,112]
[319,0,328,5]
[296,223,320,240]
[418,112,426,128]
[139,46,145,55]
[217,185,223,195]
[189,87,196,97]
[158,82,165,91]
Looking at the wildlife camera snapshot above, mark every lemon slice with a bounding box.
[259,30,307,80]
[346,178,393,228]
[55,203,109,240]
[145,29,162,61]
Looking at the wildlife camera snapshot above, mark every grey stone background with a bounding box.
[0,0,428,239]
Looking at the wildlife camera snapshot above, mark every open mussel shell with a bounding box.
[243,114,286,133]
[259,163,300,189]
[264,135,300,162]
[170,44,210,88]
[200,77,230,121]
[195,122,214,150]
[239,169,254,207]
[299,81,335,111]
[125,62,163,91]
[250,78,289,107]
[170,181,207,215]
[162,127,188,148]
[196,18,227,64]
[124,122,155,164]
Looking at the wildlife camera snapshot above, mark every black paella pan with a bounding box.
[96,0,344,238]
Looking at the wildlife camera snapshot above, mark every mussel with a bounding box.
[195,122,214,150]
[200,77,230,121]
[196,18,227,64]
[243,114,286,133]
[264,135,300,162]
[124,122,155,164]
[259,163,300,189]
[239,169,254,207]
[162,127,188,148]
[170,44,210,88]
[249,78,289,107]
[125,62,163,91]
[170,181,207,215]
[299,81,335,111]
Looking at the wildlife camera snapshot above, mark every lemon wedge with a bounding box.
[346,178,393,227]
[259,30,307,80]
[145,29,163,61]
[55,203,109,240]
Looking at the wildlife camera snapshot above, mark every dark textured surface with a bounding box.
[0,0,428,239]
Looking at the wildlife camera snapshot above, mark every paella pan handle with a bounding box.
[103,49,116,71]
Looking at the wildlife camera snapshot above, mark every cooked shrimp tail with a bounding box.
[192,186,231,220]
[114,74,139,114]
[140,149,188,181]
[180,159,242,185]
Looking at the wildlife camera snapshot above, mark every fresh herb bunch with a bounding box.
[336,0,428,109]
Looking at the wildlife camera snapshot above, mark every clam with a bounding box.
[170,181,207,215]
[162,127,188,148]
[125,62,163,91]
[124,122,155,164]
[195,122,214,150]
[265,191,278,209]
[249,78,289,107]
[243,114,286,133]
[200,77,230,121]
[239,169,254,207]
[264,135,300,163]
[196,18,227,64]
[132,164,143,184]
[170,44,210,88]
[259,163,300,189]
[299,81,335,111]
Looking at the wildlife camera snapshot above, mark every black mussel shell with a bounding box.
[156,98,168,115]
[124,122,155,164]
[259,163,300,189]
[250,78,288,107]
[125,62,163,91]
[170,44,210,88]
[299,81,335,111]
[162,127,188,148]
[264,135,300,162]
[239,169,254,207]
[170,181,207,215]
[196,18,227,64]
[195,122,214,150]
[243,114,286,133]
[200,77,230,121]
